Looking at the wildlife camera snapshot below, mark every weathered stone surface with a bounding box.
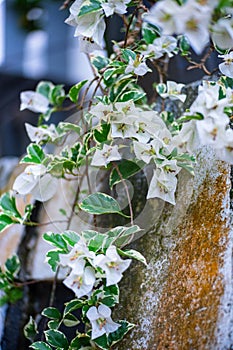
[114,147,232,350]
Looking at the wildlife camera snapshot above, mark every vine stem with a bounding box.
[112,162,134,226]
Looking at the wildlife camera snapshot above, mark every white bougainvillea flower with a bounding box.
[173,120,200,153]
[63,260,96,298]
[65,0,105,48]
[91,144,121,167]
[144,35,177,59]
[13,164,57,202]
[60,239,95,269]
[196,117,228,148]
[111,116,137,139]
[216,128,233,164]
[143,0,212,54]
[157,81,186,102]
[86,304,120,339]
[101,0,130,17]
[25,123,58,143]
[20,91,49,114]
[79,36,102,53]
[147,168,177,205]
[90,102,114,122]
[211,17,233,50]
[143,0,181,35]
[125,56,150,76]
[190,81,233,119]
[94,245,131,286]
[219,52,233,78]
[157,159,181,176]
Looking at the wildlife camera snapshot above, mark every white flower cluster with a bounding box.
[59,239,131,339]
[64,0,130,52]
[180,80,233,163]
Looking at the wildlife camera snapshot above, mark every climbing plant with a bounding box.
[1,0,233,349]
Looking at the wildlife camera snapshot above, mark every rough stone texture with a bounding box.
[114,147,232,350]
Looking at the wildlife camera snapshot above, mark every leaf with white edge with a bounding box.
[48,320,59,330]
[43,232,69,252]
[36,81,54,99]
[79,192,128,217]
[118,90,146,102]
[5,255,21,276]
[46,250,60,272]
[109,160,142,188]
[91,55,110,71]
[156,83,167,95]
[63,313,80,327]
[69,334,91,349]
[0,214,18,232]
[45,330,69,349]
[58,122,81,135]
[93,334,108,350]
[64,299,85,316]
[20,144,45,164]
[62,230,81,247]
[78,0,101,17]
[49,84,65,105]
[69,80,88,103]
[93,123,110,143]
[81,230,99,242]
[103,225,142,248]
[88,233,107,252]
[117,249,147,266]
[24,316,38,342]
[42,307,61,320]
[121,49,136,62]
[142,22,160,44]
[0,192,21,218]
[108,320,134,346]
[30,341,52,350]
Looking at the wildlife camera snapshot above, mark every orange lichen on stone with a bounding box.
[149,164,230,350]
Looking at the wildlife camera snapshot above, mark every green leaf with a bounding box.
[103,225,142,248]
[88,233,106,252]
[63,313,80,327]
[142,22,160,44]
[118,249,147,266]
[45,330,69,349]
[0,192,21,218]
[69,80,88,103]
[64,299,84,316]
[80,192,127,217]
[43,232,68,252]
[78,0,101,17]
[30,341,52,350]
[24,316,38,342]
[58,122,81,135]
[93,334,108,350]
[42,307,61,320]
[118,90,146,102]
[69,334,91,349]
[49,85,65,105]
[0,214,17,232]
[48,320,60,330]
[179,35,190,53]
[20,144,45,164]
[109,160,141,188]
[108,320,134,346]
[62,230,80,247]
[91,56,110,71]
[36,81,54,99]
[121,49,136,62]
[5,255,21,276]
[93,123,110,143]
[46,250,60,272]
